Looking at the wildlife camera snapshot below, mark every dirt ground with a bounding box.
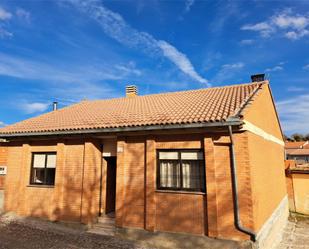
[0,213,249,249]
[2,213,309,249]
[276,215,309,249]
[0,214,149,249]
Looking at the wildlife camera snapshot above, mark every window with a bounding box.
[30,153,56,185]
[157,150,205,192]
[287,155,309,165]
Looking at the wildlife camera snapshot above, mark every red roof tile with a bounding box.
[285,141,308,149]
[0,82,265,135]
[287,149,309,156]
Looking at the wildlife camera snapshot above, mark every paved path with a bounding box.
[277,216,309,249]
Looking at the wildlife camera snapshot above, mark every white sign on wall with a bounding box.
[117,146,124,153]
[102,152,112,157]
[0,166,7,175]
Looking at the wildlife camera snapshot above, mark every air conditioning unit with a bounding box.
[0,166,7,175]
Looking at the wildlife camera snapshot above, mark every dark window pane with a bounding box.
[32,168,45,184]
[182,160,202,189]
[45,168,56,185]
[30,153,57,186]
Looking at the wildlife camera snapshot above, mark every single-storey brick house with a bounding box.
[0,78,288,248]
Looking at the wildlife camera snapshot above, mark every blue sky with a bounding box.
[0,0,308,135]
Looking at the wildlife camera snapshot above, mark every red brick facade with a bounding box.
[0,145,7,189]
[3,131,273,241]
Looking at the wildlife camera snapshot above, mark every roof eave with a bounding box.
[0,119,244,138]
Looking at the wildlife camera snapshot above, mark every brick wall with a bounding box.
[243,83,287,233]
[0,146,7,189]
[116,133,254,240]
[247,132,286,231]
[4,139,102,223]
[242,83,283,141]
[285,160,309,215]
[116,137,145,228]
[285,160,296,212]
[4,129,285,241]
[154,134,206,235]
[289,173,309,215]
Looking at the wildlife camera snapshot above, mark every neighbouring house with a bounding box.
[285,141,309,166]
[285,141,309,215]
[0,76,288,248]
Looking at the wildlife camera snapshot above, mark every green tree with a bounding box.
[291,133,304,142]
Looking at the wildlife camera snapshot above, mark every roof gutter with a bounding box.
[228,125,256,242]
[0,120,243,138]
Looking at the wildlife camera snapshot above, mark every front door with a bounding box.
[105,157,117,214]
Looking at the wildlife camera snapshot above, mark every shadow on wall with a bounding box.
[12,135,252,242]
[25,139,101,225]
[0,190,4,213]
[116,135,252,241]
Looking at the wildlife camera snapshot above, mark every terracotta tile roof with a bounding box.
[0,82,265,135]
[286,149,309,156]
[304,143,309,149]
[285,141,308,149]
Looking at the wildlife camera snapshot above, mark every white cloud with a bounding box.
[0,7,13,39]
[0,7,12,20]
[184,0,195,13]
[265,65,283,72]
[285,29,309,40]
[287,86,304,92]
[20,102,49,114]
[272,12,308,30]
[277,95,309,134]
[241,22,274,37]
[222,62,244,69]
[0,27,12,38]
[0,52,124,104]
[240,39,254,45]
[0,52,124,83]
[114,61,142,76]
[303,64,309,70]
[16,8,30,23]
[0,121,6,127]
[66,0,208,85]
[158,40,209,86]
[241,9,309,40]
[211,62,244,83]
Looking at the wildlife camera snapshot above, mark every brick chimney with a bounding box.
[126,85,138,97]
[251,74,265,82]
[53,101,58,111]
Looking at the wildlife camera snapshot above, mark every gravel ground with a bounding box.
[0,214,150,249]
[277,215,309,249]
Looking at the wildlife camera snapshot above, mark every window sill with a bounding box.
[155,189,206,195]
[27,185,55,188]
